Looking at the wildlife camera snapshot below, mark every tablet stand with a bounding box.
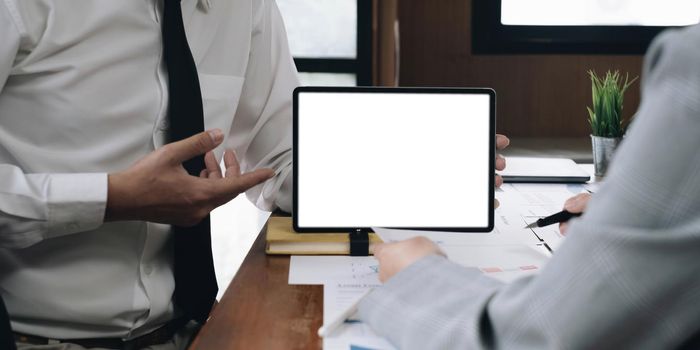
[349,229,370,256]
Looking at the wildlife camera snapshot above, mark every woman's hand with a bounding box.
[559,193,592,235]
[374,237,445,283]
[495,134,509,188]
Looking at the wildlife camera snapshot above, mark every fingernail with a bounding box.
[208,129,223,144]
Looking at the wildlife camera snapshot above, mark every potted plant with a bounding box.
[587,70,637,176]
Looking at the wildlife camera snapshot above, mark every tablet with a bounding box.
[293,87,495,233]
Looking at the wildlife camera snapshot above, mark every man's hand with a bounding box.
[559,193,592,235]
[495,134,509,188]
[374,237,445,283]
[105,129,274,226]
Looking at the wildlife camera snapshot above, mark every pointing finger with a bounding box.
[219,168,274,194]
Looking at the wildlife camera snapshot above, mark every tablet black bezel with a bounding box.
[293,86,495,233]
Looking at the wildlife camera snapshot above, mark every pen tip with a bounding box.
[524,222,538,229]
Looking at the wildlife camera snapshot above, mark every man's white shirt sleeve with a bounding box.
[231,0,297,213]
[0,3,107,249]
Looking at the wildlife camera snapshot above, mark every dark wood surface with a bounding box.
[189,227,322,350]
[397,0,644,138]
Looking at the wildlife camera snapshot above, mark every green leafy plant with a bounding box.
[587,70,638,138]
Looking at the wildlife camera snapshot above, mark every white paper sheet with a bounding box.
[289,182,585,348]
[532,225,566,251]
[501,183,586,194]
[287,171,594,349]
[324,328,396,350]
[322,282,395,350]
[322,281,377,323]
[371,227,548,283]
[498,182,585,251]
[289,256,380,285]
[585,182,601,194]
[324,333,396,350]
[493,206,549,240]
[498,183,584,218]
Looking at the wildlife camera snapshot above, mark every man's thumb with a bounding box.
[166,129,224,164]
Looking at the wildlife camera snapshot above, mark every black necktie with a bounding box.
[0,295,16,350]
[162,0,218,323]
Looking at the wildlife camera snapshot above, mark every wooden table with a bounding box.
[189,225,322,349]
[188,141,595,349]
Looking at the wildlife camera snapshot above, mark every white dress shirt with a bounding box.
[0,0,296,339]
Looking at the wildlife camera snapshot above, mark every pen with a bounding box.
[318,288,373,338]
[524,210,582,229]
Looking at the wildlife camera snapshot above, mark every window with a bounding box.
[277,0,372,86]
[502,0,700,27]
[472,0,700,54]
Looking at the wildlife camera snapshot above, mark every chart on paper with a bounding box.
[288,256,381,285]
[372,227,549,283]
[498,183,586,216]
[323,281,395,350]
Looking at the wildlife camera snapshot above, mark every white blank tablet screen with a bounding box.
[296,91,492,229]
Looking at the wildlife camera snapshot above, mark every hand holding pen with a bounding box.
[558,193,591,234]
[525,193,591,234]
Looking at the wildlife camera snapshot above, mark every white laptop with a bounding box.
[498,157,591,183]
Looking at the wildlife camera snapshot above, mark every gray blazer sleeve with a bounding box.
[358,25,700,350]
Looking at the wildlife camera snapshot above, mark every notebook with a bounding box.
[265,217,383,255]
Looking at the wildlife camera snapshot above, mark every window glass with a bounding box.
[502,0,700,26]
[277,0,357,58]
[298,72,357,86]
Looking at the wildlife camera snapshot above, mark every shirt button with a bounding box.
[159,119,169,131]
[143,265,153,275]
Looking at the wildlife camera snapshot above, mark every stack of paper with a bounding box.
[288,256,391,349]
[288,182,588,349]
[372,227,549,283]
